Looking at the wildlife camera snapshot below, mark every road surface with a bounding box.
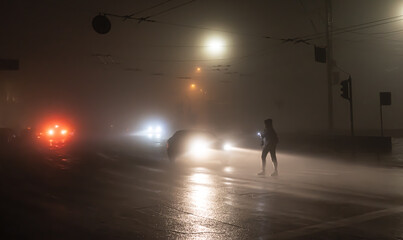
[1,138,402,239]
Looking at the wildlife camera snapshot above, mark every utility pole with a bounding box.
[349,77,354,136]
[340,76,354,136]
[325,0,333,131]
[379,92,391,137]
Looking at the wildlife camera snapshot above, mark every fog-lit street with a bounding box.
[3,1,403,239]
[2,139,403,240]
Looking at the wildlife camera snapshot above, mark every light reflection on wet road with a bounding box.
[1,143,403,239]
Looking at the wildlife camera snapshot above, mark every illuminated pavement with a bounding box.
[1,142,403,239]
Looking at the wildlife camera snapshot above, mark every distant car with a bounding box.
[0,128,17,145]
[37,123,74,147]
[166,129,233,161]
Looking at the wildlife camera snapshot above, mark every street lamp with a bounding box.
[206,36,225,56]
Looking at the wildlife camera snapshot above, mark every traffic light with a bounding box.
[340,77,351,100]
[314,46,326,63]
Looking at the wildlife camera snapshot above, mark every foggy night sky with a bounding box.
[1,0,403,134]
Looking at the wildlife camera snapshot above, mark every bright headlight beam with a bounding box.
[190,139,209,157]
[223,143,233,151]
[156,126,162,133]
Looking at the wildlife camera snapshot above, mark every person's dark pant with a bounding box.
[261,144,277,171]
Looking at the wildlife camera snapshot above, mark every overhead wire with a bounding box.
[340,28,403,36]
[147,0,197,18]
[298,14,403,42]
[126,0,174,18]
[105,7,403,46]
[105,0,199,24]
[102,5,403,64]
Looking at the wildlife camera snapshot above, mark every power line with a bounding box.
[148,0,197,18]
[302,14,403,39]
[341,28,403,36]
[298,0,319,34]
[316,18,403,40]
[299,14,403,42]
[104,0,198,24]
[104,11,278,40]
[104,9,403,46]
[126,0,175,18]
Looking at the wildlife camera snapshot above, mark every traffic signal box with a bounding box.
[340,77,351,100]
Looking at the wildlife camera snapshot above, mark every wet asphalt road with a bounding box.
[1,139,403,239]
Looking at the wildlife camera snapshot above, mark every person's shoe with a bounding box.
[257,171,266,176]
[271,171,278,177]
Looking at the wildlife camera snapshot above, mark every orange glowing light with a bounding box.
[55,125,59,128]
[191,84,196,89]
[196,67,201,72]
[61,129,67,135]
[48,129,54,135]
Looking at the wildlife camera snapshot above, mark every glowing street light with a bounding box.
[206,37,225,56]
[196,67,201,72]
[190,83,196,89]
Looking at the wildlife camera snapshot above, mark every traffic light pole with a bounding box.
[349,77,354,136]
[340,76,354,136]
[325,0,333,131]
[380,104,384,137]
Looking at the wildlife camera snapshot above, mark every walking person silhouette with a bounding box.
[258,119,279,176]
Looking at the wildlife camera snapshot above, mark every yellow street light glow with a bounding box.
[191,83,196,89]
[196,67,201,72]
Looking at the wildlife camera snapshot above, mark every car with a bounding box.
[166,129,233,161]
[37,123,74,147]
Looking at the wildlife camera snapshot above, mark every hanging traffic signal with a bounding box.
[314,46,326,63]
[339,76,354,136]
[340,80,349,99]
[340,76,351,100]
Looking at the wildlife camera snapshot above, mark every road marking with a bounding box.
[265,206,403,240]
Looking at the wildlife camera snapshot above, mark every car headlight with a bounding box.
[190,139,209,156]
[223,143,233,151]
[145,125,163,139]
